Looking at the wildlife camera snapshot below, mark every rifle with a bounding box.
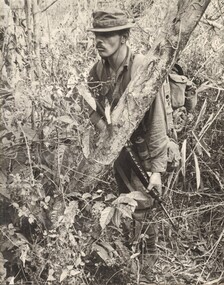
[124,145,181,234]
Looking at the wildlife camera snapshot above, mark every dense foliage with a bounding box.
[0,0,223,284]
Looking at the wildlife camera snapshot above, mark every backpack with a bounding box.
[164,64,197,135]
[163,64,197,170]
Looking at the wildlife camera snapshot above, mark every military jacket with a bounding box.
[88,47,168,173]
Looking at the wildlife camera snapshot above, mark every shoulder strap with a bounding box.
[163,77,174,133]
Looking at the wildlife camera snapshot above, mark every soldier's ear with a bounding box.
[121,36,126,44]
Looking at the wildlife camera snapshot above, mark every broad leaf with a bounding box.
[117,204,133,219]
[78,83,96,111]
[47,269,56,281]
[100,207,115,229]
[70,270,80,276]
[60,269,68,282]
[112,208,122,228]
[92,244,110,262]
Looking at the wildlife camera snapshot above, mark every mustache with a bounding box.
[96,44,105,49]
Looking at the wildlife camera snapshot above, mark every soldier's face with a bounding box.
[94,32,121,58]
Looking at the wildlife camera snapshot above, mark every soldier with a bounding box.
[87,7,168,281]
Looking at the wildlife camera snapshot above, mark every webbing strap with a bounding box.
[163,77,174,133]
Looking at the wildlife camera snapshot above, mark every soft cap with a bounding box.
[88,8,134,32]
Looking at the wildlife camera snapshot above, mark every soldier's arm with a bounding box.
[144,90,168,174]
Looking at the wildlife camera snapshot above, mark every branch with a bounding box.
[201,18,223,29]
[38,0,60,14]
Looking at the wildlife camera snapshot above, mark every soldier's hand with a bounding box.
[147,172,162,196]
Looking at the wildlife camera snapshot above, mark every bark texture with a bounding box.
[72,0,211,191]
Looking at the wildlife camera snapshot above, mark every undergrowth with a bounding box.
[0,0,224,284]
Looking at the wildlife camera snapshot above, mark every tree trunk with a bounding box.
[72,0,211,192]
[32,0,42,79]
[24,0,35,81]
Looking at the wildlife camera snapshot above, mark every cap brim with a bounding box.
[87,23,135,32]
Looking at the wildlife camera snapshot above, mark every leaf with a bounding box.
[70,270,80,276]
[113,195,138,208]
[47,269,56,281]
[45,196,51,203]
[112,208,122,228]
[58,115,75,125]
[199,113,214,137]
[181,139,187,177]
[130,252,140,259]
[126,191,149,201]
[67,68,79,87]
[15,233,29,246]
[105,193,116,201]
[20,244,29,267]
[74,255,82,267]
[100,242,117,257]
[100,207,115,229]
[82,193,92,200]
[196,81,210,94]
[192,131,210,157]
[93,244,110,262]
[78,83,96,111]
[63,201,79,228]
[22,127,38,141]
[28,214,35,224]
[60,269,68,282]
[117,204,133,219]
[68,232,77,247]
[7,276,15,285]
[193,151,201,190]
[193,99,207,131]
[92,201,105,215]
[54,144,66,178]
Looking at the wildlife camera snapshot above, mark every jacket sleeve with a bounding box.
[143,89,168,173]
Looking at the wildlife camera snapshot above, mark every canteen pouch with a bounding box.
[185,82,197,112]
[169,74,188,108]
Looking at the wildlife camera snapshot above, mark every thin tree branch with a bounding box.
[37,0,60,14]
